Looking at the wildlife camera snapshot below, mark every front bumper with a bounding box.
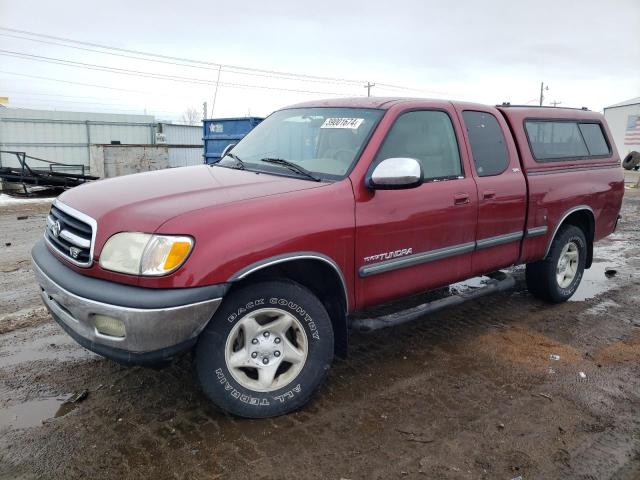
[31,239,227,365]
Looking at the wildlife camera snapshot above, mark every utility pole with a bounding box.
[550,100,562,107]
[202,101,208,120]
[539,82,549,106]
[211,66,222,117]
[364,82,375,97]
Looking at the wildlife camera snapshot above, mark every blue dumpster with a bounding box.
[203,117,264,164]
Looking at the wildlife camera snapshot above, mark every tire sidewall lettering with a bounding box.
[226,298,266,323]
[225,297,319,341]
[213,365,306,406]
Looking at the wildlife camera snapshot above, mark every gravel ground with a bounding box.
[0,180,639,480]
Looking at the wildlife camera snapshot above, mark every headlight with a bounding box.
[99,232,193,276]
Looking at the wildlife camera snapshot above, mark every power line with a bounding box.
[375,82,453,96]
[0,50,363,96]
[0,71,215,108]
[7,99,182,116]
[1,89,171,102]
[0,70,161,94]
[0,26,367,86]
[0,26,458,100]
[0,32,363,87]
[3,92,172,110]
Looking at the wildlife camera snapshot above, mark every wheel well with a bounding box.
[555,209,595,268]
[229,259,349,358]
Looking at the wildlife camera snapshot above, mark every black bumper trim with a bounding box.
[50,307,196,366]
[32,239,229,309]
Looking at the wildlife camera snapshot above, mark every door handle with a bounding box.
[454,193,470,205]
[483,190,496,200]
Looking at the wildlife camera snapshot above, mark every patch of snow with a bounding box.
[0,194,55,206]
[449,276,490,294]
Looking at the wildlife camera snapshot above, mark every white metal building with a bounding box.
[603,97,640,158]
[0,108,204,172]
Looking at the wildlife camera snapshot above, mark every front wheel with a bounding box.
[196,279,334,418]
[526,225,587,303]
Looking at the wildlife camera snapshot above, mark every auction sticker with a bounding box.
[321,117,364,129]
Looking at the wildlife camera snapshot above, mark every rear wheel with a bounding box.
[196,279,334,418]
[526,225,587,303]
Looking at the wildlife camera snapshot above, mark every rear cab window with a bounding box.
[462,111,509,176]
[525,120,611,161]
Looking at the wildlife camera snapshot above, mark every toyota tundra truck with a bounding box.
[31,98,624,418]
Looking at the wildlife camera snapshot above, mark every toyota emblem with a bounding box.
[51,220,61,238]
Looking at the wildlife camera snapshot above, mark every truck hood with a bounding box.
[59,165,327,239]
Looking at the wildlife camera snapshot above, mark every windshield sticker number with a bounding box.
[321,118,364,129]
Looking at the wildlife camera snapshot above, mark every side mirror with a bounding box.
[366,157,423,190]
[221,143,237,158]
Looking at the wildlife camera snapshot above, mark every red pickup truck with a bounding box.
[31,97,623,417]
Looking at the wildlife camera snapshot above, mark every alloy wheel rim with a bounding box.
[556,241,579,288]
[224,308,308,392]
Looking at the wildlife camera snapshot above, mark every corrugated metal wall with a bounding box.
[167,147,203,167]
[0,108,156,171]
[159,123,203,167]
[160,123,202,145]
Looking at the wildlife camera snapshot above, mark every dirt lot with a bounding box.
[1,177,640,480]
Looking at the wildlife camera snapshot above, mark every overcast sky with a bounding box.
[0,0,638,122]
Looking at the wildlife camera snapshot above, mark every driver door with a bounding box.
[354,107,478,309]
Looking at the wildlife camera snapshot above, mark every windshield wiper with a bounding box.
[220,152,246,170]
[260,157,321,182]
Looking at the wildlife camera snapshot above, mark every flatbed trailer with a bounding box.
[0,151,98,193]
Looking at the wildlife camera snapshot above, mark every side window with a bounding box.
[525,121,588,160]
[375,110,462,180]
[525,120,610,161]
[578,123,610,156]
[462,110,509,177]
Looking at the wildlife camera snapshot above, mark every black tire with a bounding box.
[622,152,640,170]
[196,279,334,418]
[525,225,587,303]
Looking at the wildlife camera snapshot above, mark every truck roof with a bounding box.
[286,97,415,110]
[285,97,601,120]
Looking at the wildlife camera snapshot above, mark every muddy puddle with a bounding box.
[0,330,94,369]
[0,324,94,431]
[570,239,633,302]
[0,396,80,431]
[571,261,619,301]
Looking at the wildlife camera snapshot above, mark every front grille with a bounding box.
[45,202,95,267]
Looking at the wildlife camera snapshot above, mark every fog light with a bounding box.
[93,314,126,338]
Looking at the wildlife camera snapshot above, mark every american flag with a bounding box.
[624,115,640,145]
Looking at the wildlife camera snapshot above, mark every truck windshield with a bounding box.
[217,107,384,180]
